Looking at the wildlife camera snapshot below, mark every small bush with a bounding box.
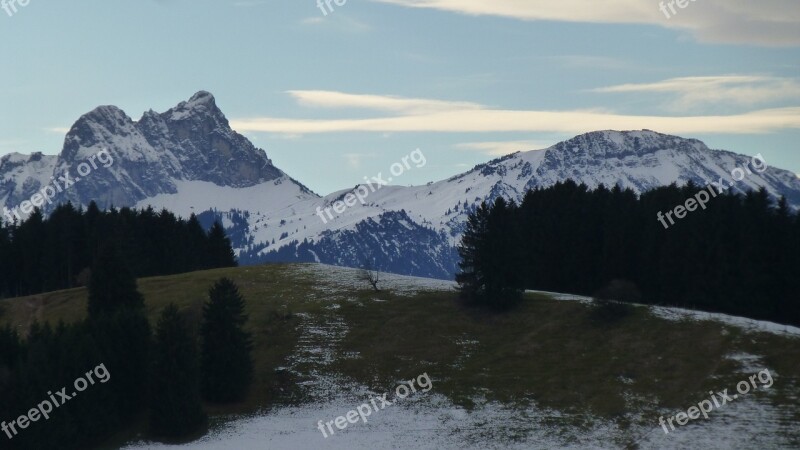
[590,280,641,325]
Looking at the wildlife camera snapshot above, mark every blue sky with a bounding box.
[1,0,799,195]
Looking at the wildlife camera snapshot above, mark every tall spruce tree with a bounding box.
[87,243,151,422]
[150,304,206,438]
[200,278,253,403]
[88,244,144,318]
[456,201,490,307]
[207,221,237,268]
[483,197,523,310]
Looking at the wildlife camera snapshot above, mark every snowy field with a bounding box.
[124,265,800,450]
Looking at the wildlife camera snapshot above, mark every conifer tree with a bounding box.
[200,278,253,403]
[456,201,490,306]
[207,221,237,268]
[150,304,206,438]
[483,197,523,310]
[87,244,144,318]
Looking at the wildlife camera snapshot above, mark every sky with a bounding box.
[1,0,799,195]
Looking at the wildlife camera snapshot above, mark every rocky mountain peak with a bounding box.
[0,92,304,215]
[164,90,224,124]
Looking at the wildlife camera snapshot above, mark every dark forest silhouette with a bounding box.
[457,180,800,326]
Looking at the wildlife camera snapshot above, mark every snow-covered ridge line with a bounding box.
[529,290,800,338]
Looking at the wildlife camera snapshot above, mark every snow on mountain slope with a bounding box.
[183,129,800,279]
[0,152,58,211]
[136,178,317,220]
[126,127,800,279]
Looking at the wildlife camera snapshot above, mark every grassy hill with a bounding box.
[2,263,799,449]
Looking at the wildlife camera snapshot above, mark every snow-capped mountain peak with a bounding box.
[0,91,312,216]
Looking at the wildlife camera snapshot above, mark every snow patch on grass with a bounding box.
[297,263,457,297]
[528,289,800,338]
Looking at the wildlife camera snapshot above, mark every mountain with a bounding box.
[3,93,800,279]
[1,91,313,216]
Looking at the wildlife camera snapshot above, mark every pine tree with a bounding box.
[455,201,490,306]
[0,325,21,421]
[87,244,144,318]
[150,304,206,438]
[185,214,209,272]
[200,278,253,403]
[89,307,151,423]
[207,221,237,268]
[483,197,523,310]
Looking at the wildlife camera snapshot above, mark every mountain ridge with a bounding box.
[3,92,800,279]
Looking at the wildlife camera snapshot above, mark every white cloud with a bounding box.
[232,107,800,135]
[371,0,800,46]
[46,127,70,134]
[286,90,484,114]
[456,140,551,156]
[232,90,800,135]
[594,75,800,109]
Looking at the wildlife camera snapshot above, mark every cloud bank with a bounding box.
[232,90,800,136]
[371,0,800,46]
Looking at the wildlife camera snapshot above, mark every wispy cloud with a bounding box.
[371,0,800,46]
[45,127,70,134]
[286,90,484,114]
[231,90,800,136]
[456,140,551,156]
[548,55,635,71]
[301,17,325,25]
[594,75,800,109]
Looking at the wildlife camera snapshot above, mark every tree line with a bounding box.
[0,201,236,298]
[457,180,800,326]
[0,245,253,449]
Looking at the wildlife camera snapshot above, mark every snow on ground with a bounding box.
[123,267,798,450]
[124,392,630,450]
[295,263,457,297]
[637,393,795,449]
[528,290,800,338]
[647,304,800,338]
[122,382,796,450]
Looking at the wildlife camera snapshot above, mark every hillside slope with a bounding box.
[2,263,799,449]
